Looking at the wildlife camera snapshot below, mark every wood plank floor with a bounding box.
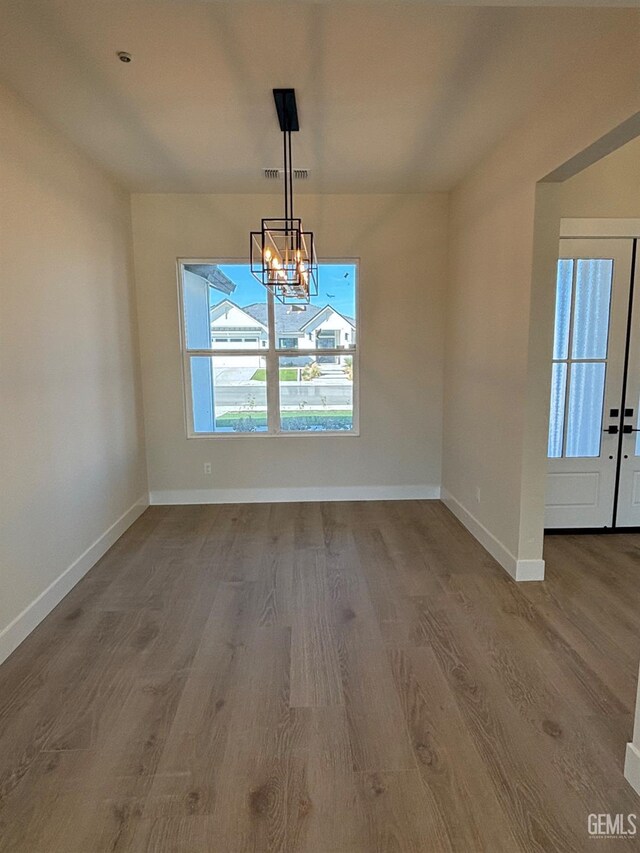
[0,501,639,851]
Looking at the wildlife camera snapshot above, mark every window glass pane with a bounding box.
[565,362,605,457]
[275,263,357,350]
[279,337,298,349]
[181,263,268,350]
[553,259,573,360]
[278,356,353,432]
[571,259,613,359]
[548,362,567,458]
[190,355,267,433]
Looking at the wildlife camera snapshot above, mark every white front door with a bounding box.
[545,238,635,529]
[615,246,640,527]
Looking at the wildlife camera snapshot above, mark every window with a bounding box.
[179,261,358,435]
[279,336,298,350]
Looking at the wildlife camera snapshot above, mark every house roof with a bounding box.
[299,305,356,332]
[241,302,355,334]
[209,299,268,332]
[210,299,355,333]
[184,264,236,295]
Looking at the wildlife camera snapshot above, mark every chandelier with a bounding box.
[250,89,318,304]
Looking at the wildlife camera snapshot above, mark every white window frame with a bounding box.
[177,257,360,438]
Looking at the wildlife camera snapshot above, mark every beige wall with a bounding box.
[0,84,147,661]
[131,193,447,502]
[442,13,640,579]
[556,135,640,219]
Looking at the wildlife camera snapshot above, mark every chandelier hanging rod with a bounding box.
[274,89,298,231]
[283,128,290,226]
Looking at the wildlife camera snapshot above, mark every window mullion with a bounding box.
[266,292,279,434]
[186,348,265,357]
[285,348,355,356]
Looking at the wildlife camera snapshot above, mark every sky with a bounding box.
[216,263,356,320]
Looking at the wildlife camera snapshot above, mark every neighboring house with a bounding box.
[210,300,356,367]
[209,300,268,366]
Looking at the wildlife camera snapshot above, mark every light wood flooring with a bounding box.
[0,501,639,851]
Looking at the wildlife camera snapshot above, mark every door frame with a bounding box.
[560,219,640,239]
[546,219,640,534]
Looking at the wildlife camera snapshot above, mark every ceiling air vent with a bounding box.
[264,168,309,180]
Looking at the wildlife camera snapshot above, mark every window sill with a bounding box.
[186,430,360,439]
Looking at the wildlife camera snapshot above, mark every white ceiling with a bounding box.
[0,1,638,193]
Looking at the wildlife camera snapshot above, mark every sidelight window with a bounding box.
[548,258,613,458]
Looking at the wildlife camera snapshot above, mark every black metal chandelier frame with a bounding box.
[250,89,318,304]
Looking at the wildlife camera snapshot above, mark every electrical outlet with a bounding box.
[475,486,481,503]
[203,462,212,475]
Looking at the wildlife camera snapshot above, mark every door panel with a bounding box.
[547,471,600,507]
[545,238,634,529]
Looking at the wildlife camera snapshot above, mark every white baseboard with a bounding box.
[513,559,546,582]
[441,488,545,582]
[625,742,640,795]
[0,496,149,667]
[150,484,441,505]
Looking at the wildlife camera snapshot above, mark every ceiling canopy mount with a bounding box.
[273,88,299,133]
